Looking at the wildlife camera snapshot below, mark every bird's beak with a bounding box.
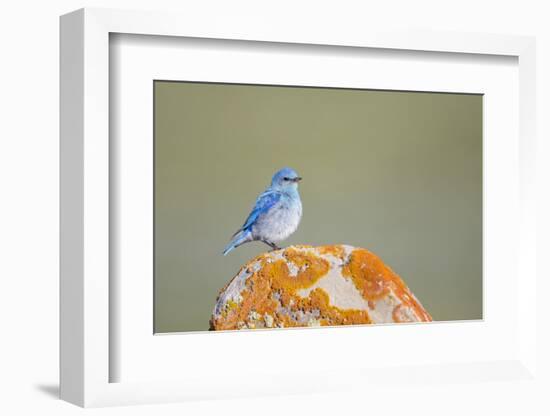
[293,177,302,182]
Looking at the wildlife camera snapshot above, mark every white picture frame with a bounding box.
[60,7,537,408]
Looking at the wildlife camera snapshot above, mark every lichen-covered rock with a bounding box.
[210,245,432,330]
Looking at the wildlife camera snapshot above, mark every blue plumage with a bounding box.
[240,191,281,232]
[223,168,303,255]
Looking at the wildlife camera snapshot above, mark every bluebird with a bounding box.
[223,167,303,256]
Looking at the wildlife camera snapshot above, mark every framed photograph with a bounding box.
[60,8,537,407]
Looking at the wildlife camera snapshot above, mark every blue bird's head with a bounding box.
[270,167,302,191]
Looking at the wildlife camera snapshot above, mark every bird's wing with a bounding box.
[237,190,281,234]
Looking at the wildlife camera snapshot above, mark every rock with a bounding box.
[210,245,432,330]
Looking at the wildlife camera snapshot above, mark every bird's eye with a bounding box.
[283,177,289,181]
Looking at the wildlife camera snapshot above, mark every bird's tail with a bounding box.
[223,229,252,256]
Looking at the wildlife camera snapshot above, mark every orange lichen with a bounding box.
[342,248,431,321]
[211,247,333,330]
[341,249,392,300]
[317,245,347,260]
[278,247,330,289]
[303,288,372,326]
[392,304,413,323]
[210,245,431,330]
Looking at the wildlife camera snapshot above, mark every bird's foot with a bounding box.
[262,240,282,251]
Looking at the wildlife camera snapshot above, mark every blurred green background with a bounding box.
[154,81,482,333]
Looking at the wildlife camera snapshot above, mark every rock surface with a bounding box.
[210,245,432,330]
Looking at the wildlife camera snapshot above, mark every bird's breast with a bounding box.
[253,197,302,243]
